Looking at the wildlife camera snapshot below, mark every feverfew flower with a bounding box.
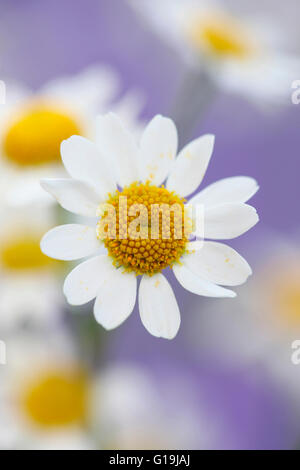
[0,66,144,206]
[41,113,259,339]
[129,0,300,105]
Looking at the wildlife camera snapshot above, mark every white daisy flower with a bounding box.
[0,331,204,449]
[0,65,144,206]
[0,331,98,450]
[41,113,259,339]
[129,0,300,105]
[0,204,63,331]
[242,242,300,404]
[186,233,300,404]
[245,240,300,342]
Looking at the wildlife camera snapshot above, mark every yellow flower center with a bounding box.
[188,14,254,60]
[277,280,300,325]
[97,182,191,276]
[3,103,81,166]
[22,369,88,428]
[1,235,53,271]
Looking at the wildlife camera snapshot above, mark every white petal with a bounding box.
[173,264,236,298]
[64,255,112,306]
[166,134,215,197]
[40,178,101,217]
[41,224,100,260]
[95,113,139,187]
[94,269,137,330]
[61,135,116,197]
[189,176,259,208]
[203,203,259,239]
[183,241,252,286]
[139,115,178,185]
[139,273,180,339]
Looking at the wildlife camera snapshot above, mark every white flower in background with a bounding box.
[239,241,300,403]
[0,65,144,206]
[250,247,300,338]
[0,331,97,450]
[93,364,213,450]
[186,234,300,405]
[129,0,300,105]
[0,205,63,331]
[0,331,205,449]
[41,113,258,339]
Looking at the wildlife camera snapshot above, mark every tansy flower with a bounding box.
[0,66,144,206]
[0,205,63,331]
[129,0,300,105]
[41,113,259,339]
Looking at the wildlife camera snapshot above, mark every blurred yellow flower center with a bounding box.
[189,14,254,60]
[277,281,300,324]
[97,182,191,275]
[1,235,52,271]
[22,370,88,428]
[3,104,81,166]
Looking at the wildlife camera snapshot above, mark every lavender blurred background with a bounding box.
[0,0,299,450]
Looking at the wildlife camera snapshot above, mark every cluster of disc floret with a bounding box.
[96,181,191,275]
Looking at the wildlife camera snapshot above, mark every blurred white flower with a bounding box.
[41,113,258,339]
[130,0,300,106]
[0,331,97,450]
[0,65,144,206]
[0,205,63,331]
[243,240,300,403]
[0,331,207,450]
[92,364,213,450]
[186,233,300,406]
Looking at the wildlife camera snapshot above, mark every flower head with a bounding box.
[0,66,144,206]
[187,235,300,407]
[41,113,259,339]
[130,0,300,105]
[0,330,206,449]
